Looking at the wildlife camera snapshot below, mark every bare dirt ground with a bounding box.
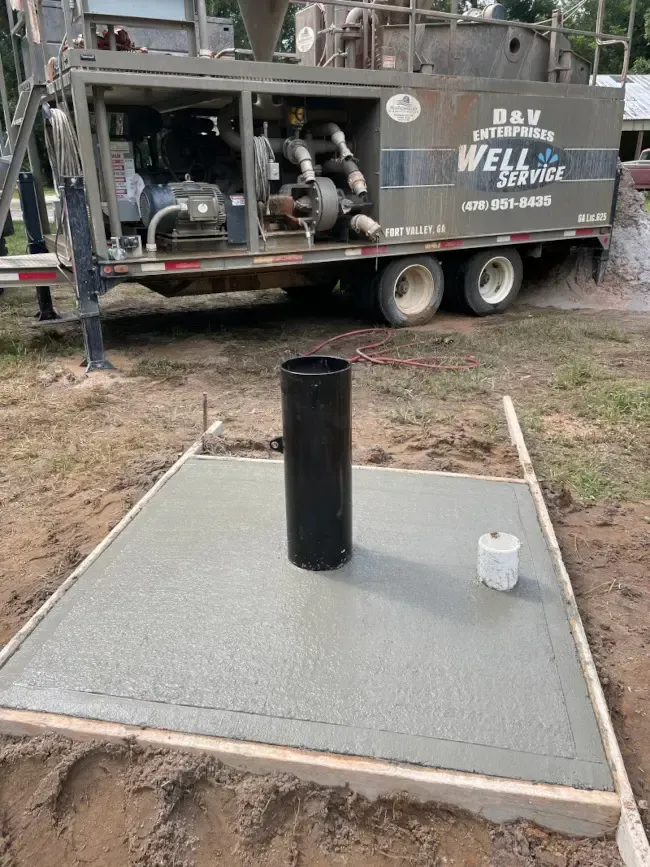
[0,278,649,865]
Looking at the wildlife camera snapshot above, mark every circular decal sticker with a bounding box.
[386,93,422,123]
[297,26,315,54]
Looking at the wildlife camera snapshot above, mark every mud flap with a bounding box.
[592,247,610,284]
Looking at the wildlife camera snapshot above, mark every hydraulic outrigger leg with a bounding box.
[63,177,113,372]
[18,172,60,321]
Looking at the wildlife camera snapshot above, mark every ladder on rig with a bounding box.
[0,80,48,236]
[0,1,74,301]
[0,0,51,244]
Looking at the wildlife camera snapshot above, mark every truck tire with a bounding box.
[456,248,523,316]
[375,256,444,327]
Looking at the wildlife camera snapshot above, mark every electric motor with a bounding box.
[140,181,227,238]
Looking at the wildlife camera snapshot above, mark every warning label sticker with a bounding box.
[110,141,136,201]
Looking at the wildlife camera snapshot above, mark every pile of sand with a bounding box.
[0,735,624,866]
[521,168,650,312]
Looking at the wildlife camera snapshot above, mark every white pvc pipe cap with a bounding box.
[478,531,521,591]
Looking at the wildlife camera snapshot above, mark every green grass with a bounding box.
[581,380,650,425]
[547,458,624,501]
[554,358,609,390]
[0,330,81,369]
[553,360,650,425]
[4,221,28,256]
[11,187,55,200]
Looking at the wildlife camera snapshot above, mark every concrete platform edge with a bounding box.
[0,707,620,838]
[0,413,632,843]
[192,453,529,485]
[0,419,224,673]
[504,396,650,867]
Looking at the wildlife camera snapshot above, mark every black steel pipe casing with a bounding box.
[281,355,352,571]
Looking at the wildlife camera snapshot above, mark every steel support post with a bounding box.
[635,131,644,159]
[448,0,459,76]
[93,88,122,239]
[548,10,560,83]
[239,90,260,254]
[4,0,23,90]
[0,51,12,143]
[19,171,59,320]
[591,0,605,83]
[70,74,108,259]
[61,0,74,44]
[63,177,113,371]
[26,136,51,235]
[408,0,416,74]
[196,0,211,57]
[622,0,638,80]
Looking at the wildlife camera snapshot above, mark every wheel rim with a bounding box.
[478,257,515,305]
[393,264,436,316]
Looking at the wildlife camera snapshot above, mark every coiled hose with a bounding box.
[253,135,276,204]
[44,108,82,188]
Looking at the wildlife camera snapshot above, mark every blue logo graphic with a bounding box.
[537,147,559,167]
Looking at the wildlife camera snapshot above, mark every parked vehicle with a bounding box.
[623,149,650,189]
[0,0,632,370]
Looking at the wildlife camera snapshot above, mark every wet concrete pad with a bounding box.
[0,457,612,791]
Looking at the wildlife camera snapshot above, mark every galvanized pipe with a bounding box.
[343,5,367,67]
[280,355,353,571]
[284,139,317,183]
[195,0,212,57]
[239,90,260,253]
[316,122,353,159]
[0,52,12,145]
[146,203,186,252]
[324,5,335,65]
[93,88,122,239]
[548,9,560,83]
[334,6,346,67]
[448,0,458,76]
[303,0,631,45]
[61,0,74,49]
[322,157,368,196]
[591,0,605,82]
[5,0,23,88]
[408,0,416,74]
[350,213,381,238]
[622,0,638,81]
[362,8,369,67]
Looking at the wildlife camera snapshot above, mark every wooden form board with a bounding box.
[0,707,620,838]
[503,396,650,867]
[0,410,641,846]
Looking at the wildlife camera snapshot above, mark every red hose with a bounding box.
[306,329,478,372]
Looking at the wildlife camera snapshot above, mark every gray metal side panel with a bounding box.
[378,87,623,239]
[63,49,624,100]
